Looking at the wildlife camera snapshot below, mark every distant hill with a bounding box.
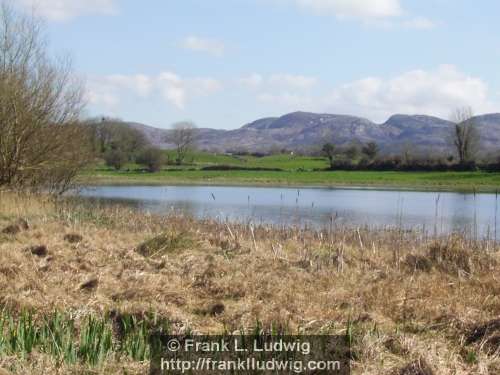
[123,111,500,155]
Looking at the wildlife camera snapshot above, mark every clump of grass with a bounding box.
[393,357,435,375]
[427,240,496,275]
[403,238,497,275]
[110,310,170,362]
[0,309,169,368]
[119,316,149,361]
[135,231,193,257]
[38,311,78,364]
[64,233,83,244]
[54,197,154,231]
[0,310,38,358]
[77,315,113,366]
[1,218,29,235]
[404,254,433,272]
[0,310,68,361]
[465,318,500,355]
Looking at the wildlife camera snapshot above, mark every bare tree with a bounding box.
[86,118,148,156]
[450,107,480,165]
[362,142,379,161]
[401,142,415,165]
[344,143,360,161]
[170,121,197,165]
[0,3,90,193]
[322,143,336,169]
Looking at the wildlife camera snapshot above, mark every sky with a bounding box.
[11,0,500,129]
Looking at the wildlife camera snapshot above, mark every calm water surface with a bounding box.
[78,185,500,237]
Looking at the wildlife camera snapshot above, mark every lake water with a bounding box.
[78,185,500,237]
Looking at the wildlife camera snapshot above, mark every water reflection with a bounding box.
[77,185,500,237]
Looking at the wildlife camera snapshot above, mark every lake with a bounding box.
[78,185,500,238]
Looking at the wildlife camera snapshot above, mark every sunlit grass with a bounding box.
[82,168,500,192]
[81,150,500,191]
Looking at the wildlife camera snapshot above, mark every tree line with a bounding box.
[86,118,162,172]
[320,107,483,171]
[86,119,197,172]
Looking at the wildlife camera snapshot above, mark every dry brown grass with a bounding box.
[0,191,499,374]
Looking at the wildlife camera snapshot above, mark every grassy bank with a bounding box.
[82,168,500,192]
[0,192,499,373]
[80,151,500,191]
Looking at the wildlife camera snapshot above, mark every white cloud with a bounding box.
[190,78,223,95]
[246,65,499,122]
[271,1,437,29]
[326,65,496,121]
[181,36,226,57]
[156,74,222,109]
[257,92,315,108]
[402,17,436,30]
[106,74,153,97]
[16,0,117,21]
[239,73,317,90]
[269,74,317,89]
[88,66,498,124]
[290,0,402,19]
[86,88,119,108]
[158,72,186,109]
[239,74,264,88]
[87,72,223,111]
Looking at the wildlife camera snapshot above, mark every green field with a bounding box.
[83,151,500,192]
[162,150,330,170]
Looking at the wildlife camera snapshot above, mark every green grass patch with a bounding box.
[84,151,500,192]
[95,151,329,172]
[82,169,500,192]
[0,309,170,367]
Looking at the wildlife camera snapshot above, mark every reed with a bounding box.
[0,192,499,374]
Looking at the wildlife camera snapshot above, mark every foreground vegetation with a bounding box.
[0,192,499,373]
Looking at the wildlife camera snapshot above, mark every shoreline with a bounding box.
[79,172,500,194]
[78,180,500,194]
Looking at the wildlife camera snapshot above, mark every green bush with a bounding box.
[104,149,128,170]
[136,147,165,172]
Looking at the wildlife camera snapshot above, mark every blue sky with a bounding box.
[13,0,500,129]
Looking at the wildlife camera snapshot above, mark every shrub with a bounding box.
[136,147,165,172]
[104,149,127,170]
[135,232,193,257]
[361,142,379,160]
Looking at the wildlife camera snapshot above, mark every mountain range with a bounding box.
[126,112,500,155]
